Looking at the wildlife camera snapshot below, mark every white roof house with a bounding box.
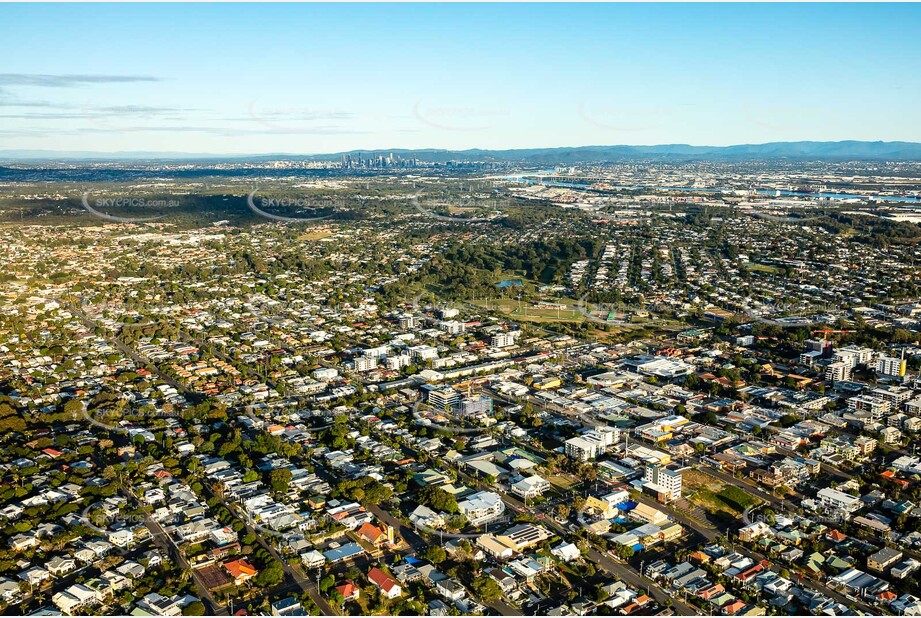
[458,491,505,526]
[510,475,551,500]
[551,542,581,562]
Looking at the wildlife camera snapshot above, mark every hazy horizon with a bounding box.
[4,139,921,162]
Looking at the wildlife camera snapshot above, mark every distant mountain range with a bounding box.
[3,141,921,163]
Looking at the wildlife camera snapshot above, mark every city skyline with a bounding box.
[2,2,920,155]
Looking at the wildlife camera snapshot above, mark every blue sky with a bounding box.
[1,3,918,154]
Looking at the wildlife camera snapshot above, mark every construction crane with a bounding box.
[811,328,853,338]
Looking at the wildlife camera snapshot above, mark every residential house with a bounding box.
[46,555,77,577]
[436,578,467,601]
[368,567,401,599]
[477,535,514,560]
[335,581,361,602]
[223,558,258,586]
[868,547,903,573]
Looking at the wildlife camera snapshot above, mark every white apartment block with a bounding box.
[312,367,338,381]
[428,387,461,411]
[835,345,875,367]
[644,464,684,501]
[905,398,921,416]
[847,395,891,419]
[352,356,378,372]
[871,385,913,406]
[363,345,391,359]
[565,436,601,461]
[564,426,618,461]
[385,354,412,370]
[409,345,439,361]
[817,487,861,513]
[457,491,505,526]
[491,331,520,348]
[438,320,466,335]
[877,356,907,379]
[825,361,851,383]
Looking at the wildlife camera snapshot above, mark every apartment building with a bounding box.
[427,387,461,411]
[457,491,505,526]
[643,464,684,502]
[847,395,891,419]
[835,345,875,367]
[877,355,907,379]
[352,356,378,372]
[563,425,618,461]
[490,331,520,348]
[871,385,913,406]
[825,361,851,383]
[817,487,861,513]
[457,395,493,416]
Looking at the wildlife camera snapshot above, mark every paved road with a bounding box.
[202,486,339,616]
[448,463,700,615]
[69,302,197,399]
[585,548,700,615]
[638,483,879,615]
[118,484,228,616]
[700,464,801,513]
[366,504,428,551]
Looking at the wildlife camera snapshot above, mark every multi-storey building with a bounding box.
[877,356,907,379]
[457,491,505,526]
[817,487,861,513]
[457,395,492,416]
[428,388,461,411]
[825,361,851,383]
[847,395,891,420]
[490,331,520,348]
[564,426,619,461]
[643,464,684,502]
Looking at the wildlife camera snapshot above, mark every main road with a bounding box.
[200,483,339,616]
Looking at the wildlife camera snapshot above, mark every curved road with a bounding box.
[411,401,489,435]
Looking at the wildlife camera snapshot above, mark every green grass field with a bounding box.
[744,262,785,275]
[468,298,585,322]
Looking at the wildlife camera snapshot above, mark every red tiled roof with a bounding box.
[224,558,258,579]
[357,522,385,543]
[827,529,847,542]
[368,567,398,593]
[336,581,359,598]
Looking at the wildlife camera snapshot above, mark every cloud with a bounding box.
[0,75,368,141]
[0,105,196,120]
[0,124,368,137]
[246,110,354,121]
[0,94,61,108]
[0,73,162,88]
[97,104,194,114]
[0,75,172,117]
